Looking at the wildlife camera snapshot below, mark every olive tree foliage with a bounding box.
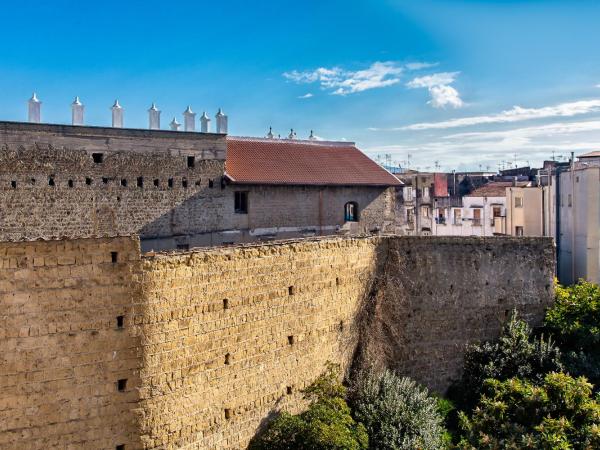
[545,280,600,388]
[348,369,446,450]
[458,372,600,449]
[248,363,368,450]
[450,311,563,411]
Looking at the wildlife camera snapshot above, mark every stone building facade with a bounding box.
[0,122,399,250]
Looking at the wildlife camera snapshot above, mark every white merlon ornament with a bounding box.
[28,93,41,123]
[266,126,274,139]
[148,102,161,130]
[200,111,211,133]
[71,96,84,126]
[183,106,196,132]
[288,128,296,140]
[215,108,228,134]
[170,117,180,131]
[111,100,124,128]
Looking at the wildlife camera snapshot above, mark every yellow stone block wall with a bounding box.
[136,237,386,449]
[0,237,143,450]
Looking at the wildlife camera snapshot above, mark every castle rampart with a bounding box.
[0,235,555,449]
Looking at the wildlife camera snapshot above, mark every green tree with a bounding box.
[458,372,600,449]
[349,369,446,450]
[546,280,600,387]
[450,311,562,411]
[249,363,368,450]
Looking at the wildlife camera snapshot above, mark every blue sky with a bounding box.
[1,0,600,171]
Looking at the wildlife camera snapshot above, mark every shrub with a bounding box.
[349,369,446,450]
[450,311,562,411]
[458,372,600,449]
[546,280,600,387]
[249,363,368,450]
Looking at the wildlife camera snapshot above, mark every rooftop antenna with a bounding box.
[435,160,441,171]
[309,130,317,141]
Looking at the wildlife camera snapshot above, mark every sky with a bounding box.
[1,0,600,171]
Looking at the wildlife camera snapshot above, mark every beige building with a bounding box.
[506,185,553,237]
[557,152,600,284]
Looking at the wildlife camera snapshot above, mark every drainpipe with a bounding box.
[571,152,576,283]
[319,189,323,235]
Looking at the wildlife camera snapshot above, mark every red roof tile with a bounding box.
[579,151,600,158]
[225,137,401,186]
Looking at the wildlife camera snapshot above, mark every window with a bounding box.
[422,187,430,198]
[117,379,127,392]
[436,209,446,225]
[473,209,482,226]
[234,191,248,214]
[492,206,502,217]
[116,316,124,329]
[344,202,358,222]
[515,226,524,236]
[514,197,523,208]
[453,208,462,225]
[404,187,413,201]
[421,206,429,217]
[407,209,415,224]
[187,156,195,168]
[92,153,104,163]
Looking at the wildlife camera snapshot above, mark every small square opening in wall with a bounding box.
[137,177,143,188]
[68,179,74,188]
[31,178,36,185]
[208,179,214,188]
[187,156,195,168]
[92,153,104,163]
[288,335,295,346]
[224,409,232,420]
[153,179,159,187]
[168,178,174,188]
[116,445,125,450]
[48,177,55,187]
[116,315,124,329]
[223,298,229,310]
[336,277,340,286]
[224,353,231,365]
[11,180,16,189]
[286,386,293,395]
[182,178,188,188]
[102,177,108,184]
[117,379,127,391]
[288,286,295,296]
[85,177,92,185]
[121,179,127,187]
[111,252,119,263]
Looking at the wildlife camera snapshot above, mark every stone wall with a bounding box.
[0,237,143,449]
[0,235,555,449]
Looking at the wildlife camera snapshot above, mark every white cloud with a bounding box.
[402,99,600,130]
[406,71,463,109]
[283,61,403,95]
[298,93,314,99]
[405,62,439,71]
[444,120,600,141]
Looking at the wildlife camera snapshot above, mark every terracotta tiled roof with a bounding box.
[225,137,401,186]
[466,181,530,197]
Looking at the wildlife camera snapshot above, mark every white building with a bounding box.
[557,152,600,284]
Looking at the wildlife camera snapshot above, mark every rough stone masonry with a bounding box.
[0,234,555,449]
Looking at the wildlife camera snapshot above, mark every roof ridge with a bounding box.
[228,135,355,146]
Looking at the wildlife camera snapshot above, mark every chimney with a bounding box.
[308,130,316,141]
[183,106,196,132]
[266,126,274,139]
[71,96,84,126]
[170,117,180,131]
[200,111,211,133]
[28,93,41,123]
[215,108,228,134]
[148,103,161,130]
[111,100,124,128]
[288,128,296,140]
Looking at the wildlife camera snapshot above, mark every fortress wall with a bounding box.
[0,122,229,246]
[136,237,386,449]
[356,236,556,392]
[0,237,143,450]
[0,235,555,449]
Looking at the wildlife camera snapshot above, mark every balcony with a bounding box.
[472,219,482,226]
[435,217,446,225]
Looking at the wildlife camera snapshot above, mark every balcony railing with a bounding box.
[473,218,482,226]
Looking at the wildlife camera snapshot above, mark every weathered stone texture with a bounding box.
[0,237,143,450]
[0,235,555,449]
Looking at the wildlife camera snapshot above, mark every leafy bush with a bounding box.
[450,311,562,411]
[458,372,600,449]
[349,369,446,450]
[249,363,368,450]
[546,280,600,387]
